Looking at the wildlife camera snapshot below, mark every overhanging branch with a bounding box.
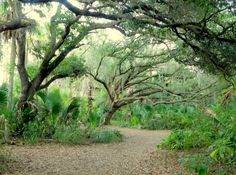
[38,73,75,90]
[0,19,31,33]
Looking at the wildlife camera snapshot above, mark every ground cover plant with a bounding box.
[158,94,236,174]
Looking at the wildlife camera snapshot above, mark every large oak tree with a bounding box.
[85,37,217,124]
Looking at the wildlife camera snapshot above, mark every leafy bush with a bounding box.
[141,104,202,130]
[158,93,236,174]
[0,84,7,113]
[159,129,214,150]
[113,103,201,130]
[179,154,212,175]
[61,97,81,123]
[53,125,122,144]
[53,124,86,144]
[22,121,42,144]
[89,128,122,143]
[141,114,193,130]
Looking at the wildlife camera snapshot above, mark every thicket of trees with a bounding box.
[0,0,234,110]
[0,0,235,174]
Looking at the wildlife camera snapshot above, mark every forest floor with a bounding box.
[4,127,185,175]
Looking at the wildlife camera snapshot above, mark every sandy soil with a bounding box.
[4,127,184,175]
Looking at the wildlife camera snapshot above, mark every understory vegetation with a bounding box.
[159,101,236,175]
[11,88,123,145]
[112,90,236,174]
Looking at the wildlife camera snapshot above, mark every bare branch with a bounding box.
[88,72,114,102]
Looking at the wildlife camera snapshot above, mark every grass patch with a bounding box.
[178,151,236,175]
[53,124,86,144]
[89,128,122,143]
[53,125,122,144]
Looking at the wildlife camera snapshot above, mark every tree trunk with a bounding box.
[104,106,119,125]
[87,81,93,122]
[7,36,16,111]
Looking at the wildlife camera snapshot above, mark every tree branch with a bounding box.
[88,72,114,102]
[19,0,121,20]
[38,73,74,90]
[0,19,31,33]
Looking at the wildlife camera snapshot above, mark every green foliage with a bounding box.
[0,1,8,19]
[0,81,9,171]
[53,124,86,144]
[18,88,65,141]
[46,89,64,116]
[179,154,212,175]
[53,55,86,78]
[27,64,39,80]
[0,84,8,143]
[89,128,122,144]
[0,84,7,114]
[114,103,202,130]
[53,125,122,144]
[18,87,122,145]
[22,120,41,144]
[158,93,236,174]
[88,111,102,127]
[159,129,214,150]
[210,139,235,163]
[61,97,81,122]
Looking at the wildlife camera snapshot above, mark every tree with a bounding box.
[0,3,125,135]
[19,0,236,77]
[7,0,18,111]
[11,4,117,112]
[4,0,234,128]
[86,37,217,124]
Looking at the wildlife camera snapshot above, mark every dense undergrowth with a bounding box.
[0,88,120,145]
[0,86,123,173]
[112,94,236,174]
[0,83,235,174]
[159,100,236,174]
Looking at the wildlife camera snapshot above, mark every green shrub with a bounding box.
[179,154,212,175]
[141,114,193,130]
[22,121,42,144]
[53,124,123,144]
[159,94,236,174]
[210,139,236,163]
[159,129,214,150]
[89,128,122,143]
[53,124,86,144]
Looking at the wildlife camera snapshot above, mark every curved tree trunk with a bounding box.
[104,106,119,125]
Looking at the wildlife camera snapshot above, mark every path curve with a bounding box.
[5,127,181,175]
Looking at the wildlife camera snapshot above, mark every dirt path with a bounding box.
[5,127,183,175]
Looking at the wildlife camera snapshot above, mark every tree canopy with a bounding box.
[18,0,236,77]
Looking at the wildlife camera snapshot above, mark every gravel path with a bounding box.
[5,127,183,175]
